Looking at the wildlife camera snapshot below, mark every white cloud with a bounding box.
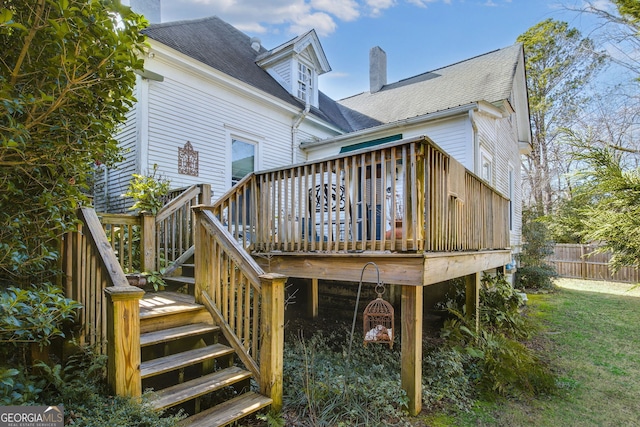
[406,0,439,8]
[290,11,338,35]
[311,0,360,21]
[365,0,396,17]
[160,0,454,36]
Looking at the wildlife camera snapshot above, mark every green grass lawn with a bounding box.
[452,278,640,427]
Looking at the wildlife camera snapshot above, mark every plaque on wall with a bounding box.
[178,141,199,176]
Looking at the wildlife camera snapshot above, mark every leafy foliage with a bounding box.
[422,344,474,412]
[122,164,171,215]
[516,208,557,290]
[440,274,556,398]
[0,0,147,285]
[573,144,640,271]
[0,284,81,350]
[1,344,184,425]
[283,329,409,426]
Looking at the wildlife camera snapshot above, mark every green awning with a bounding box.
[339,134,403,153]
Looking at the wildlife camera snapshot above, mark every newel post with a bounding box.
[140,212,156,272]
[259,273,286,412]
[104,285,145,397]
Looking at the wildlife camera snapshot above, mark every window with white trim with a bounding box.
[231,138,256,186]
[480,148,493,183]
[297,62,312,103]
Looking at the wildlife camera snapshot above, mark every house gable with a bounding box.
[256,30,331,109]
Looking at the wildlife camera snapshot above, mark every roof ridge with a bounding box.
[145,15,221,30]
[392,43,519,87]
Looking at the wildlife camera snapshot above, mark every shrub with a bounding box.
[122,164,171,215]
[439,274,556,398]
[515,265,557,291]
[422,343,474,412]
[283,329,409,426]
[0,284,81,355]
[516,208,557,290]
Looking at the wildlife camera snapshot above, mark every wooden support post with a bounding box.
[465,273,481,334]
[193,207,212,305]
[307,278,319,319]
[140,212,156,272]
[104,285,145,397]
[200,184,212,205]
[260,273,286,412]
[401,285,423,416]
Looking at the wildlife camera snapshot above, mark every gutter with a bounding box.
[301,102,479,151]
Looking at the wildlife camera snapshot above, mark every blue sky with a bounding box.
[145,0,603,100]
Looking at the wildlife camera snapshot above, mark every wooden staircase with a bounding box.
[139,290,272,426]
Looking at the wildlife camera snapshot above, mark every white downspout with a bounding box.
[291,78,311,163]
[469,109,478,174]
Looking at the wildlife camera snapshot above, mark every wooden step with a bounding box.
[163,276,195,293]
[181,263,195,276]
[163,276,195,286]
[149,366,252,411]
[178,391,272,427]
[139,292,212,334]
[141,344,234,379]
[140,323,219,347]
[139,292,199,320]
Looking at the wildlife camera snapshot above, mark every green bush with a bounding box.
[422,343,474,412]
[36,346,183,426]
[0,284,81,353]
[122,164,171,215]
[515,265,557,291]
[283,329,409,426]
[439,274,556,398]
[516,208,557,290]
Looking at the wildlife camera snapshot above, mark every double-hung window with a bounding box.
[297,63,312,103]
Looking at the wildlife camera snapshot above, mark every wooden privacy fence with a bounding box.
[194,207,285,410]
[212,135,509,254]
[97,184,211,272]
[549,243,640,283]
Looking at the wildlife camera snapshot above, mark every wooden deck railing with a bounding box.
[97,184,211,272]
[213,135,509,254]
[194,207,285,410]
[60,207,143,397]
[155,184,211,270]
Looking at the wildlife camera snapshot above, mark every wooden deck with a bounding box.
[254,249,511,286]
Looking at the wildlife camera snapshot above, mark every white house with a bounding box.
[96,12,531,249]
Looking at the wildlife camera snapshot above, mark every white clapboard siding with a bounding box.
[139,63,336,199]
[96,106,138,213]
[415,116,471,169]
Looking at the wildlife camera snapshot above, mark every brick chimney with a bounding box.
[130,0,161,24]
[369,46,387,93]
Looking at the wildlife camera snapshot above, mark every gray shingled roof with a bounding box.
[143,17,352,131]
[338,44,523,130]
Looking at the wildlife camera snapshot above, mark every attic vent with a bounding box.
[250,37,261,52]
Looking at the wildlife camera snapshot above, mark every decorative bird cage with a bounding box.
[363,284,394,348]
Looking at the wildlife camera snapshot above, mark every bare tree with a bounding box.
[518,19,606,214]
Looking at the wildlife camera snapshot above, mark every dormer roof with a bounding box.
[256,30,331,75]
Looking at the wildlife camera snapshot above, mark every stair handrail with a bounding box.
[61,207,143,397]
[193,206,285,410]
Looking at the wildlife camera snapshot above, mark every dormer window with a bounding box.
[255,30,330,110]
[298,63,312,103]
